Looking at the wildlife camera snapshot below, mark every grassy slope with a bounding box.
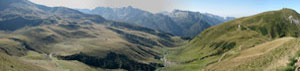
[0,38,27,56]
[0,53,48,71]
[0,21,184,71]
[206,37,299,71]
[164,8,300,71]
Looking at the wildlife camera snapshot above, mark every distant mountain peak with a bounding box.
[172,9,184,12]
[169,10,191,17]
[0,0,31,11]
[171,9,200,15]
[0,0,26,3]
[127,6,133,9]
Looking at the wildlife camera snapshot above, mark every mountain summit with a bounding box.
[165,9,234,37]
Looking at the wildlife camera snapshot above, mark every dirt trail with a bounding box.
[48,53,59,67]
[156,51,179,71]
[162,53,178,67]
[48,53,70,71]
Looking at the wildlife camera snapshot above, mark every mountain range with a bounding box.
[0,0,185,71]
[1,0,300,71]
[77,6,235,37]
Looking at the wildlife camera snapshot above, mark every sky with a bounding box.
[29,0,300,17]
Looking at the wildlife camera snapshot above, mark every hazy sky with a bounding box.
[29,0,300,17]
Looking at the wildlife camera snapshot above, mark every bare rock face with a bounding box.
[289,15,300,24]
[294,57,300,71]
